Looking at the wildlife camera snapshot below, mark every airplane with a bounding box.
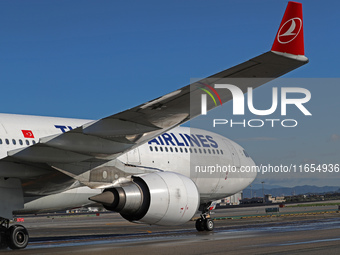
[0,1,308,250]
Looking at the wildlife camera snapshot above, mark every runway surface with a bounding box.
[3,204,340,254]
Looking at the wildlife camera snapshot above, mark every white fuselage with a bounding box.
[0,113,256,213]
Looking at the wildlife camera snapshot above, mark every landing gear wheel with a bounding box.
[196,202,216,232]
[204,219,214,231]
[195,218,205,231]
[0,226,8,249]
[7,225,29,250]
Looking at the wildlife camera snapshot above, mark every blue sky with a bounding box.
[1,0,339,118]
[0,0,339,187]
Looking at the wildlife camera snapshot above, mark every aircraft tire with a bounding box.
[204,219,214,231]
[0,226,8,249]
[7,225,29,250]
[195,218,205,231]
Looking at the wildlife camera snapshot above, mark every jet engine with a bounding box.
[90,172,200,225]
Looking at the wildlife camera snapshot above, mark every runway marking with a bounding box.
[211,209,339,220]
[279,237,340,246]
[23,217,340,251]
[105,222,135,226]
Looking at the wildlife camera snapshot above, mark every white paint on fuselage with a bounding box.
[125,126,257,203]
[0,113,90,158]
[0,113,256,212]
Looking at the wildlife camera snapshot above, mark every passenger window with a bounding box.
[0,139,2,144]
[165,147,168,152]
[198,149,202,154]
[175,148,178,152]
[220,150,223,155]
[212,149,215,154]
[12,139,16,145]
[208,149,211,154]
[5,139,9,145]
[155,147,158,152]
[203,149,206,154]
[26,140,29,145]
[180,148,183,153]
[184,148,188,153]
[194,148,197,153]
[149,146,153,152]
[32,140,36,145]
[170,147,173,152]
[160,147,163,152]
[19,139,23,145]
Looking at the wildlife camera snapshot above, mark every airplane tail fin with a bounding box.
[271,1,305,57]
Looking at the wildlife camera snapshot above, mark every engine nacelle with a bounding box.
[90,172,200,225]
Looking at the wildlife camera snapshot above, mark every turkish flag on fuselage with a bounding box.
[21,130,34,138]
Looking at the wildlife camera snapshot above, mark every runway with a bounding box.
[3,204,340,254]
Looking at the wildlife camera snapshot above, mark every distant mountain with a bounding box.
[243,185,340,198]
[247,183,284,190]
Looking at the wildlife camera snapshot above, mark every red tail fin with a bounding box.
[271,1,304,56]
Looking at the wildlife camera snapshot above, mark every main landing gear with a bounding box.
[0,218,29,250]
[195,203,214,232]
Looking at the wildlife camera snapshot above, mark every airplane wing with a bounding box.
[3,2,308,187]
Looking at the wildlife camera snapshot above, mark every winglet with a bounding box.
[271,1,306,60]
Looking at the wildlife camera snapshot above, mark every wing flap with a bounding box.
[83,118,160,137]
[8,145,92,163]
[41,133,133,156]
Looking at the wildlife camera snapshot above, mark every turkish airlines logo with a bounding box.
[277,17,302,44]
[22,130,34,138]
